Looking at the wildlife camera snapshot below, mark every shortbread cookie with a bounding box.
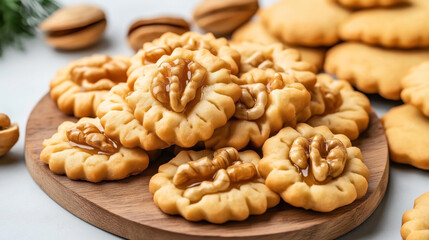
[382,104,429,170]
[205,68,311,150]
[231,20,326,71]
[401,62,429,117]
[260,0,351,47]
[97,48,241,150]
[258,123,370,212]
[307,74,371,140]
[325,42,429,100]
[129,32,240,75]
[401,192,429,240]
[40,118,149,183]
[50,54,130,117]
[340,0,429,48]
[149,147,280,223]
[333,0,408,8]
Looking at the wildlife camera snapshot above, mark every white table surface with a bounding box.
[0,0,427,239]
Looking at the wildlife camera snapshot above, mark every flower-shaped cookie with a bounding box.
[50,54,130,118]
[401,61,429,118]
[40,117,149,182]
[402,192,429,240]
[307,74,371,140]
[149,147,280,223]
[258,123,370,212]
[205,68,311,150]
[129,32,240,75]
[231,42,317,87]
[97,48,241,150]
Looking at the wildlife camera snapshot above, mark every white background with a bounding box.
[0,0,427,239]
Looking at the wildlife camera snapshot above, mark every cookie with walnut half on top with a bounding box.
[50,54,130,118]
[258,123,370,212]
[40,117,149,183]
[97,47,241,151]
[149,147,280,224]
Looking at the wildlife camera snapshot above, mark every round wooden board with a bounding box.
[25,94,389,240]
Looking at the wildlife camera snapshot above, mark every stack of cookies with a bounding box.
[40,31,372,224]
[230,0,429,237]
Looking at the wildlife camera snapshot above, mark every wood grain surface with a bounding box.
[25,94,389,240]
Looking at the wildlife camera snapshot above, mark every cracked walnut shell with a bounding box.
[97,47,241,150]
[40,118,149,183]
[50,54,130,118]
[0,113,19,157]
[149,148,280,223]
[258,123,370,212]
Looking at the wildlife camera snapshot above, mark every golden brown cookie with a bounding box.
[260,0,351,47]
[307,74,371,140]
[340,0,429,49]
[333,0,408,8]
[40,118,149,183]
[129,32,240,75]
[231,42,317,82]
[382,104,429,170]
[231,20,326,71]
[401,62,429,117]
[205,68,312,150]
[97,48,241,150]
[401,192,429,240]
[258,123,370,212]
[50,54,130,117]
[324,42,429,100]
[149,147,280,223]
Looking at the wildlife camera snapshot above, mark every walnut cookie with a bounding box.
[258,123,370,212]
[40,118,149,183]
[205,68,311,150]
[204,42,316,150]
[307,74,371,140]
[149,147,280,223]
[97,47,241,150]
[128,32,240,75]
[50,54,130,118]
[401,192,429,240]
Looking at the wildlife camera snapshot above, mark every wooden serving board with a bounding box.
[25,94,389,240]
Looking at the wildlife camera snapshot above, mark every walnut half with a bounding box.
[151,57,207,112]
[0,113,19,157]
[66,122,118,154]
[173,147,257,202]
[289,134,347,182]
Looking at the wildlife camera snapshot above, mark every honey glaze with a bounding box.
[292,163,333,186]
[68,140,120,156]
